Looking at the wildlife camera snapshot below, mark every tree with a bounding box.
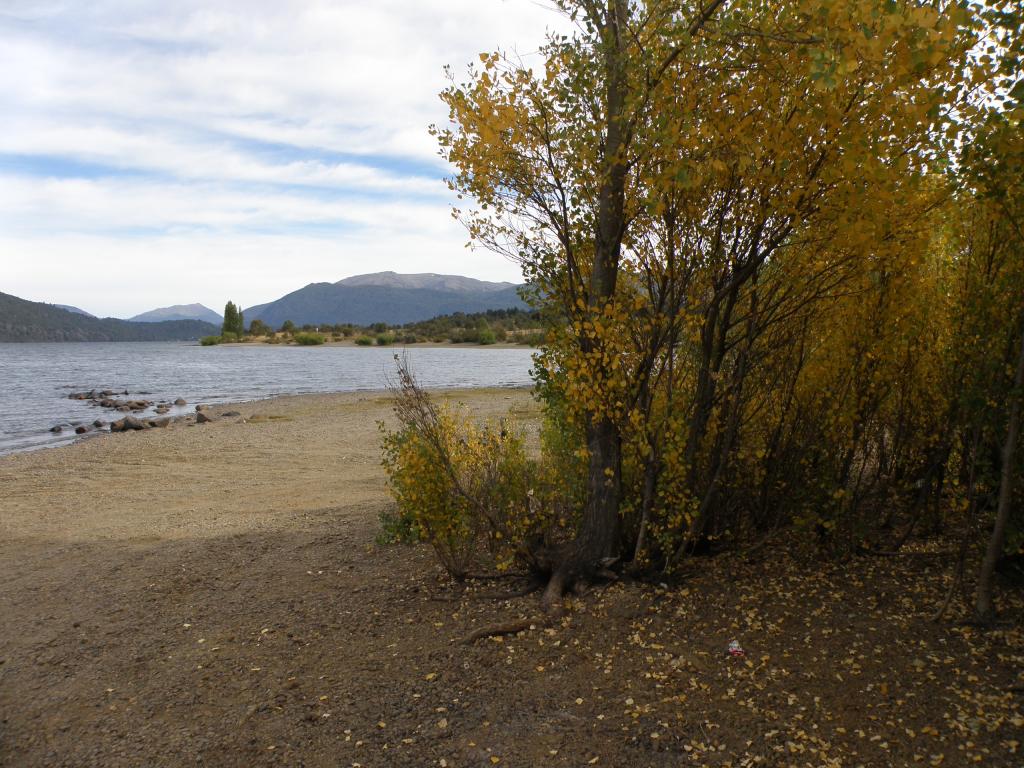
[222,301,244,337]
[248,318,271,337]
[439,0,977,603]
[280,319,295,335]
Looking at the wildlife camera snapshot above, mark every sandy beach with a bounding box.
[0,389,543,767]
[0,389,536,544]
[1,389,1019,767]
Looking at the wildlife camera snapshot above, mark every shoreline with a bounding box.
[214,339,535,349]
[0,386,538,543]
[0,383,536,461]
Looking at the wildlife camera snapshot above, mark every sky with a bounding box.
[0,0,565,318]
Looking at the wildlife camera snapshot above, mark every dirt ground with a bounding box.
[1,389,1021,767]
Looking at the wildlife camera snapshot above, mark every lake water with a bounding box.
[0,342,536,455]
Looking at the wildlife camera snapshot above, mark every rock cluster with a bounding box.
[55,388,195,436]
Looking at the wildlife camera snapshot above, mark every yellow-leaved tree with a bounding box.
[434,0,981,607]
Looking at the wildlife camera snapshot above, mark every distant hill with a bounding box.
[53,304,95,318]
[0,292,220,342]
[129,303,222,324]
[337,272,516,293]
[245,271,526,327]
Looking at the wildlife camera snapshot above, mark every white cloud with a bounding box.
[0,0,568,316]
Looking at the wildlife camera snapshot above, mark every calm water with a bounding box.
[0,342,536,455]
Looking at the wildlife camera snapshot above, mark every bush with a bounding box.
[379,358,545,578]
[293,332,326,346]
[478,328,497,345]
[355,335,374,346]
[200,335,222,346]
[376,334,395,346]
[377,507,419,545]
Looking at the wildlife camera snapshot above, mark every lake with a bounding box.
[0,342,536,455]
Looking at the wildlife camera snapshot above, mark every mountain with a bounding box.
[129,303,222,324]
[53,304,95,318]
[336,272,516,293]
[245,272,526,327]
[0,292,220,342]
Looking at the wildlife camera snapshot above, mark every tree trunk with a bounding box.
[547,0,629,602]
[975,324,1024,622]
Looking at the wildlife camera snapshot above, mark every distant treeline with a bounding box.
[203,307,545,346]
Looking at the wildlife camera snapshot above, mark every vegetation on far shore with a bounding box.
[200,306,543,346]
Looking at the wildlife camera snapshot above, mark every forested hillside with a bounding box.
[0,292,219,342]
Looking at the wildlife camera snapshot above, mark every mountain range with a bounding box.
[0,272,527,342]
[0,293,220,342]
[243,272,525,327]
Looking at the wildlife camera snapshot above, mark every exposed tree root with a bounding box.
[540,568,569,616]
[460,555,624,644]
[461,617,546,644]
[463,572,531,581]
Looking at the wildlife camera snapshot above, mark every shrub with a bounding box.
[376,334,395,346]
[377,507,419,545]
[478,328,497,345]
[293,332,326,346]
[379,358,545,578]
[355,335,374,346]
[200,335,222,346]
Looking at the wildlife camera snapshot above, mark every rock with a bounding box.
[93,419,107,428]
[222,410,241,418]
[195,404,207,411]
[196,411,214,424]
[152,418,170,428]
[50,425,63,433]
[75,425,90,435]
[174,398,187,406]
[111,416,147,432]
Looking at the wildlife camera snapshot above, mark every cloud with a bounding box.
[0,0,568,316]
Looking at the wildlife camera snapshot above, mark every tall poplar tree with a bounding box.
[439,0,977,603]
